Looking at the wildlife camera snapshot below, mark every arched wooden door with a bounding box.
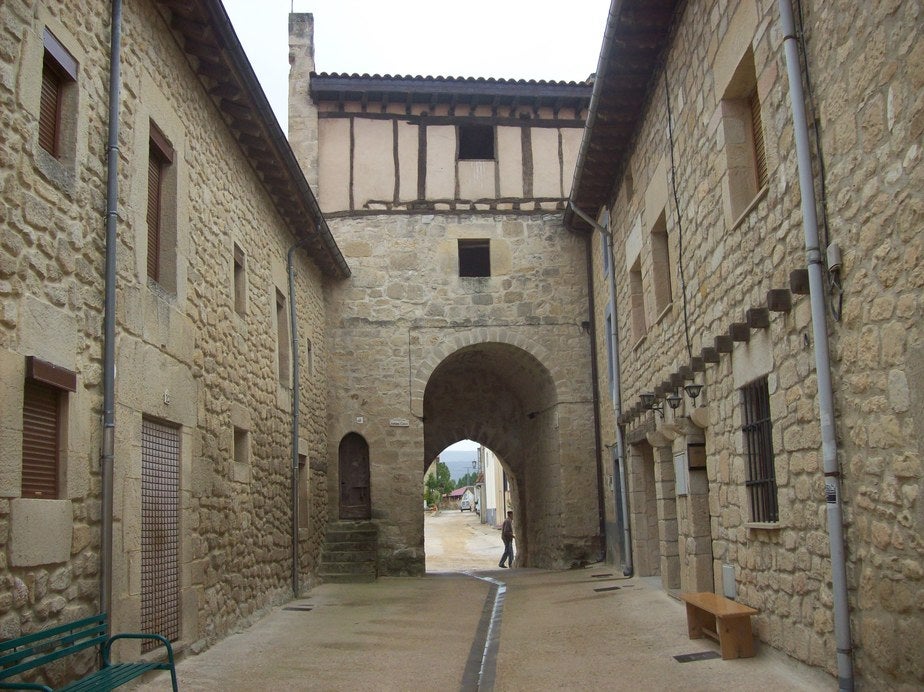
[339,433,371,519]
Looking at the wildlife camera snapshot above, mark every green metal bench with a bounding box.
[0,613,178,691]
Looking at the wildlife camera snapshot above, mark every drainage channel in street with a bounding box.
[459,573,506,692]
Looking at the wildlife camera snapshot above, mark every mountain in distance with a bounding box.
[439,448,479,481]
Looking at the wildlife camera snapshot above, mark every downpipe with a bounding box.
[569,202,633,577]
[777,1,854,688]
[287,242,307,598]
[100,0,123,633]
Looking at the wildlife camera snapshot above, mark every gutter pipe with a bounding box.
[287,242,307,598]
[777,1,853,688]
[569,202,633,577]
[100,0,123,633]
[582,234,608,560]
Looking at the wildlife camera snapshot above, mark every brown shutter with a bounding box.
[22,380,60,499]
[750,89,767,189]
[147,150,162,282]
[39,62,61,156]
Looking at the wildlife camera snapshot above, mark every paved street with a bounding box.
[133,512,834,691]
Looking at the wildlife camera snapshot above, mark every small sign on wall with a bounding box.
[389,418,410,427]
[673,451,689,496]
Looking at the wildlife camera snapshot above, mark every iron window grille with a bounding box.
[742,376,778,522]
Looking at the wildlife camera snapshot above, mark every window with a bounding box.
[742,377,778,522]
[147,122,175,290]
[275,289,290,384]
[233,243,246,315]
[458,239,491,277]
[458,124,494,160]
[306,337,314,376]
[629,257,647,343]
[233,426,250,466]
[650,210,672,316]
[39,29,77,159]
[720,48,767,223]
[21,356,75,499]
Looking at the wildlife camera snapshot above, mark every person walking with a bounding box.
[498,510,515,568]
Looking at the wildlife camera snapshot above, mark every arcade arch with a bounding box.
[422,341,566,567]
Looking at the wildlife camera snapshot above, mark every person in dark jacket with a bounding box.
[498,510,515,568]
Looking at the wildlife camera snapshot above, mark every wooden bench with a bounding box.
[679,592,758,660]
[0,613,178,691]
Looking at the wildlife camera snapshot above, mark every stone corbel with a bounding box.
[645,428,673,448]
[689,406,709,429]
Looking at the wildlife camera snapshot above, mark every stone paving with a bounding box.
[132,547,835,691]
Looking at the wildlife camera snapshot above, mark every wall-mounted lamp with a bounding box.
[639,392,664,418]
[684,383,703,405]
[666,391,683,410]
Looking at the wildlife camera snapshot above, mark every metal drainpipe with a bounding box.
[100,0,122,632]
[777,1,853,688]
[569,202,633,577]
[287,242,306,598]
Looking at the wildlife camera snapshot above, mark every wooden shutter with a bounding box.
[146,149,163,282]
[39,62,61,156]
[750,89,767,189]
[22,380,60,499]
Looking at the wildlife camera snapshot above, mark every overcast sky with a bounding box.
[223,0,611,132]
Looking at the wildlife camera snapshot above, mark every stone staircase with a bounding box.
[318,520,378,583]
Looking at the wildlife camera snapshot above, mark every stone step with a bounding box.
[319,572,377,584]
[322,539,377,553]
[319,561,377,575]
[321,549,377,563]
[324,529,377,543]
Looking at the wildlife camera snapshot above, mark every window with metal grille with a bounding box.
[742,377,778,522]
[749,88,767,190]
[21,380,61,499]
[458,239,490,277]
[141,418,180,651]
[39,29,77,158]
[458,124,494,160]
[147,123,174,286]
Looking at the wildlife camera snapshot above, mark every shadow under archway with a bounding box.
[422,341,564,568]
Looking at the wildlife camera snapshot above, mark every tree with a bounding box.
[424,461,454,507]
[456,471,477,489]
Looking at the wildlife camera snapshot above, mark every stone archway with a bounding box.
[422,340,599,568]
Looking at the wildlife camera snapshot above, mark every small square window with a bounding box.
[458,239,491,277]
[458,125,494,160]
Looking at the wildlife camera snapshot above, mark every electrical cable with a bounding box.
[663,71,694,360]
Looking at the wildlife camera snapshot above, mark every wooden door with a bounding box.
[339,433,371,519]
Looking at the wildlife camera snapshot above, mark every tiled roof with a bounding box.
[566,0,680,231]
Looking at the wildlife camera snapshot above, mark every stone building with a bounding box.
[0,0,346,680]
[288,15,602,574]
[569,0,922,688]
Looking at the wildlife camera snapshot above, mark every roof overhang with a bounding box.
[310,73,592,115]
[565,0,680,232]
[153,0,350,278]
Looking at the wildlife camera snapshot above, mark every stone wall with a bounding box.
[0,0,333,677]
[324,213,600,572]
[588,0,922,686]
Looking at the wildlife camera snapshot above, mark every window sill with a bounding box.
[746,521,780,531]
[655,302,673,325]
[730,184,769,232]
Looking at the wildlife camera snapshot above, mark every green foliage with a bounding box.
[424,461,454,506]
[455,471,477,489]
